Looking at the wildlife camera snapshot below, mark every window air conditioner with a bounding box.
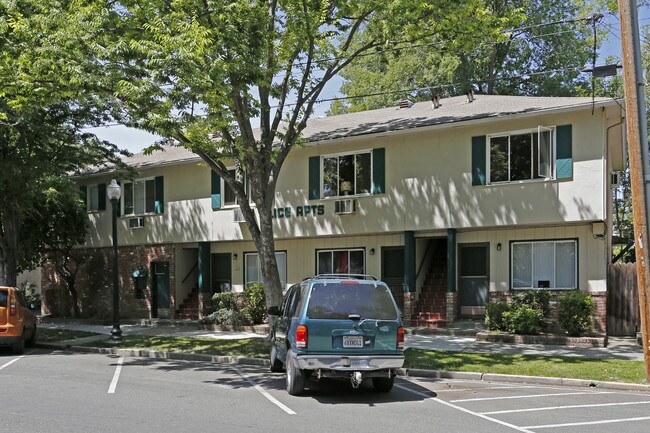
[128,217,145,229]
[610,172,620,188]
[335,199,356,215]
[233,208,246,223]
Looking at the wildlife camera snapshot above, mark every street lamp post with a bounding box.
[107,179,123,341]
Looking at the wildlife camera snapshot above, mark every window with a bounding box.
[80,183,106,212]
[489,127,554,183]
[511,240,577,289]
[244,251,287,288]
[123,178,156,216]
[317,249,365,274]
[88,184,101,211]
[222,169,250,207]
[322,151,372,197]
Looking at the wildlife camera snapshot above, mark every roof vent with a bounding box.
[399,99,414,109]
[466,90,475,103]
[431,95,441,109]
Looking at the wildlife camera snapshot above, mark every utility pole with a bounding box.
[619,0,650,382]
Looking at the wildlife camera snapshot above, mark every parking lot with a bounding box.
[2,349,649,433]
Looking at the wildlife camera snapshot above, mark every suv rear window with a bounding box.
[306,283,397,320]
[0,289,7,307]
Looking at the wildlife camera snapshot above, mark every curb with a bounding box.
[36,342,650,392]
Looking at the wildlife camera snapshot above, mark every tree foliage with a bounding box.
[99,0,508,307]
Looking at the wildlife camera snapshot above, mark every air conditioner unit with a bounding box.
[128,217,145,229]
[233,208,246,223]
[610,172,621,188]
[335,199,356,215]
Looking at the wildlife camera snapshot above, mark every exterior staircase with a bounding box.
[410,245,447,328]
[175,288,200,320]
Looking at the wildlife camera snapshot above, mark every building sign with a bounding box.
[273,204,325,219]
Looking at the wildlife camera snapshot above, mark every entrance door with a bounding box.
[381,247,404,309]
[152,262,170,309]
[458,244,489,316]
[211,253,232,293]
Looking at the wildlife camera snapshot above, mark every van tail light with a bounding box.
[10,297,17,316]
[295,325,308,349]
[397,326,404,349]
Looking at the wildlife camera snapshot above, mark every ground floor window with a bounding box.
[244,251,286,288]
[317,248,365,275]
[511,239,577,289]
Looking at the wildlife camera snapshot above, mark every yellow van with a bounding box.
[0,286,37,354]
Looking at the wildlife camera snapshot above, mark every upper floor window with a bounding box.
[222,169,251,207]
[123,178,156,216]
[322,151,372,197]
[511,239,577,290]
[80,183,106,212]
[489,127,554,184]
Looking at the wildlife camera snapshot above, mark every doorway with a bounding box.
[211,253,232,293]
[152,262,170,315]
[458,244,489,316]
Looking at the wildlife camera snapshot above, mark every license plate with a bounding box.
[342,336,364,348]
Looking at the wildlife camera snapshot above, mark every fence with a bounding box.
[607,262,640,336]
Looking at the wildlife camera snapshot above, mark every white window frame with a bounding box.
[316,248,366,275]
[487,126,555,184]
[221,168,251,208]
[122,177,156,216]
[321,149,373,198]
[510,239,577,290]
[86,184,100,212]
[244,251,287,288]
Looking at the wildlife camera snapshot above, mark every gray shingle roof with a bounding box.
[116,94,614,169]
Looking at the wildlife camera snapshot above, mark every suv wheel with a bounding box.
[26,324,36,348]
[269,344,283,373]
[372,377,394,392]
[286,352,305,396]
[12,331,25,355]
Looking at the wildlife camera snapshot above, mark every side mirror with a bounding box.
[267,306,280,316]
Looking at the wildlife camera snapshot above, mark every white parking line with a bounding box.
[232,367,296,415]
[395,383,536,433]
[483,400,650,415]
[522,416,650,429]
[451,391,613,403]
[107,356,124,394]
[0,349,37,371]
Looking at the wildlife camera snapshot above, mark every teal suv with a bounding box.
[267,274,405,395]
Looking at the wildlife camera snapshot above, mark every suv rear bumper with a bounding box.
[294,353,404,371]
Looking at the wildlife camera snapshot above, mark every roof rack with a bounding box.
[311,274,378,281]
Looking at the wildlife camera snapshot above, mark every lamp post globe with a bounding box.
[108,179,123,341]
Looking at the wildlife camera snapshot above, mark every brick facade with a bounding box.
[42,244,175,320]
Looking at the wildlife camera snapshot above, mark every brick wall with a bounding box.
[489,290,607,335]
[42,244,175,320]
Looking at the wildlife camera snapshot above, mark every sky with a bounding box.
[86,5,650,155]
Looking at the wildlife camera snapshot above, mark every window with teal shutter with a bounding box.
[555,124,573,179]
[97,183,106,211]
[154,176,164,214]
[211,171,221,209]
[472,136,487,185]
[308,156,320,200]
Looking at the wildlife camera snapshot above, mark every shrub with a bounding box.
[503,304,544,335]
[212,291,239,311]
[200,308,250,327]
[485,301,509,331]
[558,290,595,336]
[242,283,266,325]
[510,289,551,317]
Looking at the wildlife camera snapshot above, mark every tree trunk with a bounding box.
[0,207,21,287]
[256,206,284,309]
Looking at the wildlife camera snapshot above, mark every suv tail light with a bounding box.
[397,326,404,349]
[296,325,308,349]
[10,296,17,316]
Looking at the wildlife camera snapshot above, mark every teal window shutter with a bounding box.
[211,171,221,209]
[97,183,106,211]
[372,148,385,194]
[79,185,87,210]
[556,124,573,179]
[154,176,164,214]
[308,156,320,200]
[472,136,487,186]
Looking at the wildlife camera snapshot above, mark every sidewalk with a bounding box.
[38,318,645,361]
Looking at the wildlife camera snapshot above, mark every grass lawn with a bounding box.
[36,328,100,342]
[85,335,272,359]
[404,348,647,384]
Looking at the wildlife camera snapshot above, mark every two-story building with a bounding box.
[43,94,625,332]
